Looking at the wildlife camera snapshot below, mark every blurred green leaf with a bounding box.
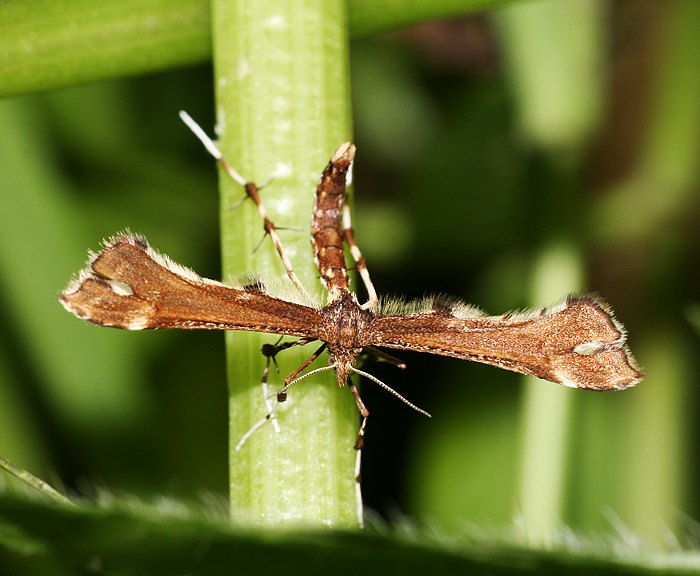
[0,0,525,97]
[3,492,700,575]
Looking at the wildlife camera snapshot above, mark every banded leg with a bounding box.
[179,111,312,303]
[273,344,329,402]
[259,349,281,434]
[342,204,378,308]
[236,337,319,450]
[348,378,368,528]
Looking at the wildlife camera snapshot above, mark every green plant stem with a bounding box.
[496,0,603,544]
[0,0,526,97]
[0,457,73,506]
[0,0,210,96]
[517,241,582,545]
[211,0,357,528]
[593,0,700,243]
[348,0,519,37]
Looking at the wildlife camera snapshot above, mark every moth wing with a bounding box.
[369,296,643,391]
[60,233,322,337]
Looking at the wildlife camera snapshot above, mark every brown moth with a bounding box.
[60,115,643,447]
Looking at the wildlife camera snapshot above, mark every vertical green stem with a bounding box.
[517,241,582,544]
[496,0,603,544]
[613,0,700,542]
[211,1,358,527]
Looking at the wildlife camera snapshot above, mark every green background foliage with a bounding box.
[2,0,700,573]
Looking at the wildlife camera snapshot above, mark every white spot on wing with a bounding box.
[553,369,579,389]
[126,316,150,331]
[106,279,133,296]
[574,341,605,355]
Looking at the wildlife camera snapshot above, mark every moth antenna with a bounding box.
[275,365,336,399]
[349,366,431,418]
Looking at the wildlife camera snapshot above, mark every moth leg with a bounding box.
[261,336,317,367]
[362,346,407,370]
[235,413,276,451]
[179,111,311,302]
[259,336,317,433]
[348,377,368,528]
[342,203,378,309]
[241,180,312,302]
[275,343,328,402]
[261,337,319,405]
[236,338,319,450]
[260,348,281,433]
